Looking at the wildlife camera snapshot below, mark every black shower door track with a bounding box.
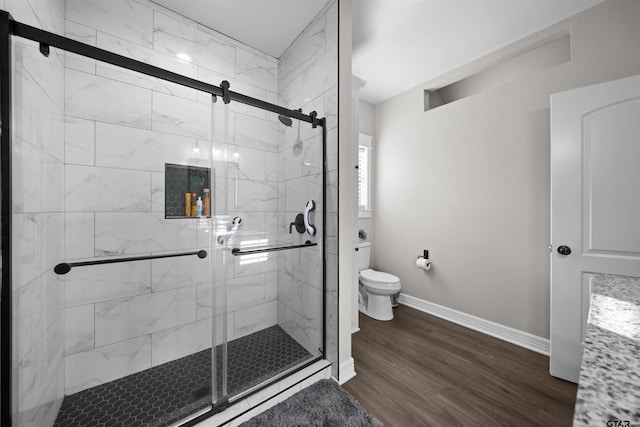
[0,9,329,427]
[8,16,325,127]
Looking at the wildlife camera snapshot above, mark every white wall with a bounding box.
[338,0,354,381]
[359,99,375,135]
[374,0,640,339]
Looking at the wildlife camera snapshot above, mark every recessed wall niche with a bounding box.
[165,163,212,218]
[424,32,571,111]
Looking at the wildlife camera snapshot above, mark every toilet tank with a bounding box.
[357,242,371,271]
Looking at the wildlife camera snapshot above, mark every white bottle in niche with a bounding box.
[196,197,203,217]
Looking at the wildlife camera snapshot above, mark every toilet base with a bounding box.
[359,293,394,321]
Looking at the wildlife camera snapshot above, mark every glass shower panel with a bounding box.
[11,36,66,427]
[218,102,325,401]
[210,98,231,407]
[13,47,222,426]
[274,113,325,378]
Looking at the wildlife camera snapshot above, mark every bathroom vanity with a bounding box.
[573,274,640,425]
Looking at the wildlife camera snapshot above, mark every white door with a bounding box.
[550,74,640,382]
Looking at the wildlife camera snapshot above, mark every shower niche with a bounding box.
[164,163,212,218]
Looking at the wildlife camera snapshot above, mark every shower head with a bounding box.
[278,115,293,127]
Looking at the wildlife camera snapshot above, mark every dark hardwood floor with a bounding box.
[342,305,577,427]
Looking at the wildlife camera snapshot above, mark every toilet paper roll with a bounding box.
[416,257,432,271]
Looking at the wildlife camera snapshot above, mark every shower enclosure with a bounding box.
[0,3,337,425]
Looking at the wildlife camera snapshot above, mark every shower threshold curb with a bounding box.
[188,360,332,427]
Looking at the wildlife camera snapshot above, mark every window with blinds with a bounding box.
[358,146,369,210]
[358,133,373,217]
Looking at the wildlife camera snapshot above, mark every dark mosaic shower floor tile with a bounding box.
[53,325,313,427]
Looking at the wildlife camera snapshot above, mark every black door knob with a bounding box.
[557,245,571,256]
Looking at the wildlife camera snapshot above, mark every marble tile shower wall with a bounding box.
[275,1,338,368]
[61,0,283,395]
[5,0,66,426]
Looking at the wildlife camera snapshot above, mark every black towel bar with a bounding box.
[231,241,316,256]
[53,250,207,275]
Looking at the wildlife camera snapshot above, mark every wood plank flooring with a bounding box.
[342,305,577,427]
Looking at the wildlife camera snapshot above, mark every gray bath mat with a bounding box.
[240,379,382,426]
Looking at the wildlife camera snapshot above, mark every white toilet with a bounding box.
[357,242,401,321]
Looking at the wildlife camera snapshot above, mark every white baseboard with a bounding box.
[337,357,356,385]
[399,293,550,356]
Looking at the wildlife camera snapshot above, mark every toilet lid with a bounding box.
[360,269,400,284]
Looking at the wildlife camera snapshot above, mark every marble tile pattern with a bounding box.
[66,0,154,48]
[8,0,66,424]
[64,305,95,356]
[65,261,151,307]
[64,117,95,166]
[275,0,337,375]
[64,336,152,395]
[152,10,236,78]
[65,68,153,129]
[94,122,199,172]
[573,274,640,426]
[65,165,151,212]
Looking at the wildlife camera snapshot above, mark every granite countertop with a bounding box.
[573,274,640,426]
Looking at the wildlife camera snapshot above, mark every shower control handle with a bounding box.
[289,214,305,234]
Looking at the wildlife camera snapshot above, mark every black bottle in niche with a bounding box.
[164,163,211,218]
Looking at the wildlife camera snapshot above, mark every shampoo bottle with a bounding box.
[196,197,203,217]
[203,188,211,217]
[185,193,192,217]
[191,193,197,217]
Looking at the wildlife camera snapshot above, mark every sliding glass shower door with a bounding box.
[12,40,220,425]
[212,100,325,402]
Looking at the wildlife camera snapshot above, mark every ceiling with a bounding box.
[151,0,604,104]
[353,0,604,103]
[150,0,330,58]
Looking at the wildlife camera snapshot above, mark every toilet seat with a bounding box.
[359,269,401,291]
